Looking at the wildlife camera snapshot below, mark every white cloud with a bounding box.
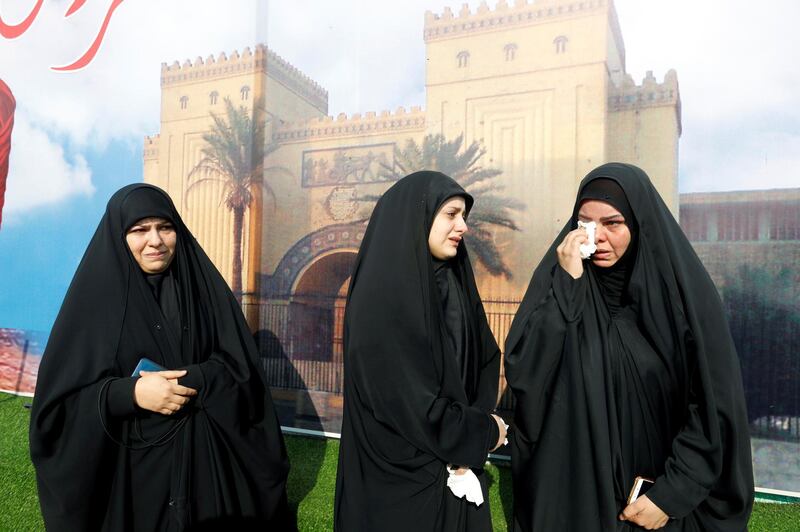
[3,111,93,217]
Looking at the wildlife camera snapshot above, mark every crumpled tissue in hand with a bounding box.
[577,220,597,259]
[446,465,484,506]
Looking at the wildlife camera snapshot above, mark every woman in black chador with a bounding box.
[505,163,754,531]
[30,184,292,531]
[334,171,507,531]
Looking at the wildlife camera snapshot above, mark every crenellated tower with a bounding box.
[144,45,328,311]
[422,0,679,299]
[607,69,681,209]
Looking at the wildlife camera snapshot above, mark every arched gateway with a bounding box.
[256,223,362,394]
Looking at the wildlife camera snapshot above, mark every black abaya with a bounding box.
[334,171,501,532]
[29,184,292,531]
[504,163,754,531]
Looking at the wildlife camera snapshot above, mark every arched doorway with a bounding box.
[289,250,356,364]
[257,223,363,397]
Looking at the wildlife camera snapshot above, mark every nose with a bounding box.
[146,228,164,246]
[455,215,468,234]
[594,224,607,242]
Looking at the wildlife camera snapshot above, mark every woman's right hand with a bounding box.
[134,370,198,415]
[490,414,508,452]
[556,228,588,279]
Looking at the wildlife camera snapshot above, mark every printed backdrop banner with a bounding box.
[0,0,798,495]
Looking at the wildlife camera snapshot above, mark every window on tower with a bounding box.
[504,43,518,61]
[241,85,251,100]
[457,51,470,68]
[209,91,219,105]
[554,35,568,54]
[179,95,188,110]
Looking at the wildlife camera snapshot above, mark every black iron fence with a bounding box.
[245,292,799,441]
[244,296,519,404]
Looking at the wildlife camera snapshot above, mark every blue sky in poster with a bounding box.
[1,0,799,334]
[0,140,139,332]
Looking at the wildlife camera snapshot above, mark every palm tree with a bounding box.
[375,133,524,278]
[187,97,275,299]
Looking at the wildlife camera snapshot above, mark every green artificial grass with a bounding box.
[2,393,799,530]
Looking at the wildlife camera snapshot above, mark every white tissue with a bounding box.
[446,466,484,506]
[577,221,597,259]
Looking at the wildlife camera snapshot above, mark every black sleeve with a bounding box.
[505,268,586,445]
[485,414,500,454]
[644,355,715,518]
[552,264,587,322]
[104,376,139,417]
[177,358,226,408]
[352,339,498,470]
[177,354,262,422]
[645,401,712,518]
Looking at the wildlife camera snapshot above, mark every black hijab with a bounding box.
[334,171,501,532]
[578,178,638,316]
[121,187,183,343]
[30,184,291,531]
[504,163,753,531]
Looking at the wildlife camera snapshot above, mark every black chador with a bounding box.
[334,171,501,531]
[504,163,754,531]
[30,184,292,531]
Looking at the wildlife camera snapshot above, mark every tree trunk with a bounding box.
[232,205,244,302]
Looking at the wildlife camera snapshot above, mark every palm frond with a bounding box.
[365,132,527,277]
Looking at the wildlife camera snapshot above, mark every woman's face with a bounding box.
[428,196,468,260]
[125,217,177,274]
[577,200,631,267]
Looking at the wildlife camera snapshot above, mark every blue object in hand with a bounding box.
[131,357,166,377]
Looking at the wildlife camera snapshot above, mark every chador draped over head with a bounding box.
[334,171,501,532]
[504,163,753,531]
[30,184,291,531]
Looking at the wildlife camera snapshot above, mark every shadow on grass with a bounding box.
[254,328,327,522]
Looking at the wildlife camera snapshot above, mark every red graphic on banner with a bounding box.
[0,79,14,229]
[0,0,124,71]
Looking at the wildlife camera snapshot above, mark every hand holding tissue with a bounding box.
[446,466,484,506]
[577,221,597,259]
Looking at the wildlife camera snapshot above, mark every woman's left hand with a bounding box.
[619,495,669,529]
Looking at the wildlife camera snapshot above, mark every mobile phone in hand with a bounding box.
[131,357,166,377]
[627,476,655,505]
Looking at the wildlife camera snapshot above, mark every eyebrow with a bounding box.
[128,220,173,230]
[577,213,624,222]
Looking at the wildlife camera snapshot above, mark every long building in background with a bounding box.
[680,188,800,284]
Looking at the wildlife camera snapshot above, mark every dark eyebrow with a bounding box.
[577,212,624,222]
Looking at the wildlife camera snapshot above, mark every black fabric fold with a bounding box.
[505,163,753,531]
[334,171,500,532]
[29,183,292,531]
